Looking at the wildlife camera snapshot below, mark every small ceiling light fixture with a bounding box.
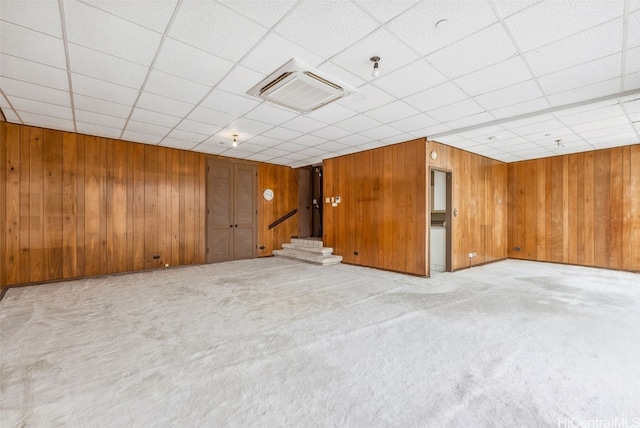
[232,134,238,147]
[555,139,564,149]
[370,56,380,77]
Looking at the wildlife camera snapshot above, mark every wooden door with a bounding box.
[232,163,257,260]
[206,159,257,263]
[207,160,233,263]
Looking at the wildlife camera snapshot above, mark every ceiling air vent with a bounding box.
[247,58,357,113]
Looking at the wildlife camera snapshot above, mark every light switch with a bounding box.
[332,202,338,207]
[325,197,330,203]
[335,196,341,203]
[331,197,335,203]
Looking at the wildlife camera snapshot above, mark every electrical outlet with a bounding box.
[468,252,477,258]
[165,263,169,268]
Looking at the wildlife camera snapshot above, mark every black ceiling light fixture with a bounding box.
[370,56,380,77]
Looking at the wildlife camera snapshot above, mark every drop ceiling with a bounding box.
[0,0,639,167]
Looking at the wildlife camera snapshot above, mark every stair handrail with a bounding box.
[268,208,298,230]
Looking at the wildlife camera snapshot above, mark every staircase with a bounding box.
[273,238,342,266]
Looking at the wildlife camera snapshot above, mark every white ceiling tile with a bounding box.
[136,92,193,117]
[154,38,235,86]
[389,113,439,132]
[74,94,131,118]
[381,132,416,144]
[281,116,326,133]
[193,142,229,155]
[222,0,297,27]
[510,118,568,136]
[504,0,624,51]
[255,147,290,158]
[0,54,69,90]
[489,97,550,120]
[547,78,622,107]
[244,104,299,126]
[129,108,181,128]
[18,111,75,131]
[475,80,544,110]
[296,146,328,157]
[316,61,366,89]
[590,137,639,149]
[1,21,67,69]
[355,0,419,23]
[187,106,236,128]
[8,96,72,119]
[274,1,378,58]
[64,0,162,66]
[373,60,447,98]
[76,121,122,139]
[316,140,349,152]
[427,23,517,79]
[226,142,264,154]
[165,128,207,143]
[453,57,533,96]
[0,77,70,107]
[626,46,640,74]
[587,131,638,145]
[228,117,273,135]
[125,120,171,137]
[71,73,139,105]
[80,0,178,33]
[1,108,21,123]
[292,134,325,147]
[491,0,540,19]
[445,112,496,129]
[241,33,324,74]
[331,28,420,82]
[200,89,261,116]
[0,0,62,37]
[525,19,623,76]
[334,114,382,133]
[387,0,497,55]
[159,139,199,150]
[404,82,469,112]
[557,105,625,126]
[429,99,485,123]
[144,69,211,104]
[170,0,268,62]
[305,103,358,124]
[335,133,374,146]
[629,10,640,47]
[538,54,621,95]
[272,141,307,152]
[357,140,386,150]
[175,120,221,137]
[359,124,403,140]
[577,123,635,139]
[262,127,303,141]
[216,65,266,95]
[68,44,148,88]
[365,100,419,123]
[336,84,395,113]
[410,123,451,138]
[75,109,126,128]
[245,153,276,162]
[334,146,361,156]
[311,126,353,140]
[121,130,163,144]
[245,135,286,147]
[213,128,257,142]
[624,71,640,90]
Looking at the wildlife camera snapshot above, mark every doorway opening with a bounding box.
[297,165,323,238]
[429,168,452,275]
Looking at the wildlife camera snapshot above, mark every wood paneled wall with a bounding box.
[427,140,508,271]
[257,163,298,257]
[507,145,640,271]
[0,122,206,288]
[323,139,427,275]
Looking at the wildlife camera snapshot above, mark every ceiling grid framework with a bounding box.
[0,0,639,167]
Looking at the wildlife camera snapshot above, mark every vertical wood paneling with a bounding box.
[170,149,181,266]
[4,124,21,284]
[507,145,639,271]
[324,138,427,275]
[29,127,44,282]
[1,124,206,288]
[62,132,78,278]
[43,129,63,280]
[257,162,298,257]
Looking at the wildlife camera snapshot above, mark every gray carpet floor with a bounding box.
[1,258,639,427]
